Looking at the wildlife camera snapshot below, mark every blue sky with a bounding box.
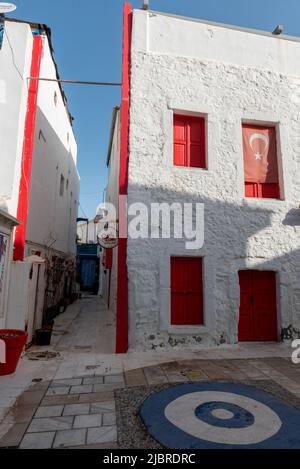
[9,0,300,218]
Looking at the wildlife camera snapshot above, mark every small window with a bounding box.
[173,114,206,168]
[242,124,280,199]
[59,175,65,196]
[54,91,58,106]
[66,179,69,191]
[170,257,204,325]
[38,130,46,142]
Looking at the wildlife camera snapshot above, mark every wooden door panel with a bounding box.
[238,270,277,342]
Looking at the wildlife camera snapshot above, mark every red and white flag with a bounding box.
[243,125,278,183]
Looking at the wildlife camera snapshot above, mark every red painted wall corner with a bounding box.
[116,3,132,354]
[14,35,43,261]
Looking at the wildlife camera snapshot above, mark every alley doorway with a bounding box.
[238,270,278,342]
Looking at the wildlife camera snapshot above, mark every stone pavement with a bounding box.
[0,297,299,448]
[0,356,299,448]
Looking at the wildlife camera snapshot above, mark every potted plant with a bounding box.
[34,308,55,346]
[0,329,28,376]
[34,326,53,346]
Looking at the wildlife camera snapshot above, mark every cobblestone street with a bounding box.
[0,298,299,449]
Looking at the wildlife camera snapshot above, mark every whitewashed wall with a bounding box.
[26,36,79,257]
[0,216,15,329]
[127,10,300,351]
[0,21,33,217]
[105,110,120,313]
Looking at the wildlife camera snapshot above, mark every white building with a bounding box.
[106,5,300,352]
[0,18,79,335]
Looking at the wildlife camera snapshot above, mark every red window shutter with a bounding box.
[174,115,206,168]
[242,124,280,199]
[171,257,204,325]
[189,116,206,168]
[174,115,187,166]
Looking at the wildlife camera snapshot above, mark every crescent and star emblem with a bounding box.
[249,133,269,160]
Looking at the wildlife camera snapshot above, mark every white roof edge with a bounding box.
[143,9,300,45]
[0,209,20,226]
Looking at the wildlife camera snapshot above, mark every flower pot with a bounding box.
[35,329,52,346]
[0,329,28,376]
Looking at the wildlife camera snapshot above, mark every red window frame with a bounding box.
[170,257,204,326]
[173,114,206,168]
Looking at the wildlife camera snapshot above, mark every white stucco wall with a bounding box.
[0,217,15,329]
[26,35,79,257]
[127,10,300,351]
[0,21,33,217]
[105,110,120,314]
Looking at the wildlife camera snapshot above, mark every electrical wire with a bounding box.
[30,77,122,86]
[79,202,89,219]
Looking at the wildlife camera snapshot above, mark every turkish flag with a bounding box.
[243,125,278,183]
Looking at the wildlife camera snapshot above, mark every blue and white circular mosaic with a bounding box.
[139,382,300,449]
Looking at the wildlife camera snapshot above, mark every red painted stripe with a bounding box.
[116,3,132,354]
[14,35,43,261]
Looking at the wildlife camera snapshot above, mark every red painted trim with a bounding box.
[116,3,132,354]
[14,35,43,261]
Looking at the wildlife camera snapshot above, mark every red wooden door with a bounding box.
[238,270,278,341]
[171,257,203,325]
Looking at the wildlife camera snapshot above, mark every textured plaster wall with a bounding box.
[126,10,300,351]
[0,21,33,217]
[26,36,79,256]
[105,110,120,315]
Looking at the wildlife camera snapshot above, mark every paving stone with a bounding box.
[143,366,168,385]
[125,369,147,386]
[50,378,82,387]
[83,377,104,385]
[103,412,116,426]
[68,441,119,449]
[17,390,45,406]
[29,381,50,393]
[79,391,114,403]
[35,405,64,418]
[160,363,189,383]
[196,361,228,380]
[90,401,115,414]
[41,394,80,406]
[234,361,269,380]
[93,383,124,393]
[104,374,124,384]
[19,432,55,449]
[46,387,70,396]
[184,370,207,381]
[70,385,93,395]
[53,429,87,449]
[27,416,74,433]
[87,426,117,445]
[12,404,37,423]
[73,414,102,429]
[0,423,28,448]
[63,403,90,416]
[217,361,247,380]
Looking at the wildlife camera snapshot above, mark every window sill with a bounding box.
[167,325,209,335]
[172,165,208,171]
[242,197,285,205]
